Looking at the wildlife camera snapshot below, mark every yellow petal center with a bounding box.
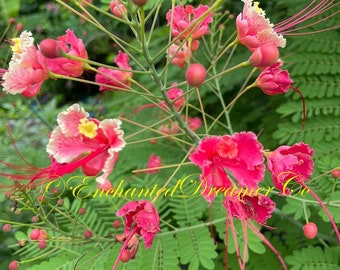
[11,38,22,53]
[78,119,98,138]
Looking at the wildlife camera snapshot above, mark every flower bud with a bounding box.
[39,38,64,58]
[256,62,293,95]
[110,0,127,18]
[30,229,41,240]
[249,44,279,68]
[38,240,47,250]
[331,169,340,179]
[2,224,11,232]
[84,230,92,239]
[9,261,19,270]
[185,63,206,87]
[16,23,23,31]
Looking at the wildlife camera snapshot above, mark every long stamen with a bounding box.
[274,1,339,35]
[246,220,288,270]
[29,146,110,185]
[227,213,244,270]
[241,220,248,270]
[6,124,38,169]
[290,86,306,130]
[281,11,340,35]
[275,0,329,28]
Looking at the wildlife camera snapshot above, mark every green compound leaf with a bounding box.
[317,191,340,224]
[103,234,180,270]
[168,195,208,227]
[176,226,217,270]
[25,252,77,270]
[282,197,311,220]
[285,246,340,270]
[226,219,266,257]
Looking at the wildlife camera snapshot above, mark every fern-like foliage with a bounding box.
[271,10,340,237]
[274,30,340,158]
[285,246,340,270]
[176,225,218,270]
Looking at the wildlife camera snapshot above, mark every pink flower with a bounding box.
[166,83,185,110]
[256,61,293,95]
[224,193,275,225]
[45,29,88,77]
[30,228,48,241]
[46,104,126,185]
[166,5,213,40]
[189,132,265,203]
[266,142,340,243]
[146,154,162,174]
[168,40,199,68]
[115,200,160,264]
[1,31,49,97]
[187,116,202,131]
[266,142,314,195]
[168,43,190,68]
[236,0,286,51]
[222,192,284,269]
[158,121,179,135]
[117,200,160,248]
[256,62,306,129]
[8,261,19,270]
[95,51,132,91]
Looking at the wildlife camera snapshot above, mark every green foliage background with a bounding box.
[0,0,339,269]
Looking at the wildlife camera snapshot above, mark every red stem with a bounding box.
[290,86,306,130]
[246,221,288,270]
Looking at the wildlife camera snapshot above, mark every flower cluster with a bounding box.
[166,4,213,68]
[1,29,133,97]
[188,132,316,226]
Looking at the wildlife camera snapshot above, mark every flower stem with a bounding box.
[208,80,253,132]
[132,8,201,144]
[298,181,340,243]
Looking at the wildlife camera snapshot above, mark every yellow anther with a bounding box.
[78,119,98,138]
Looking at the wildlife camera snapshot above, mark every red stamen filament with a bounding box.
[274,1,339,35]
[290,86,306,130]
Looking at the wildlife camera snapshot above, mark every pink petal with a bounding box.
[46,127,97,163]
[57,104,88,137]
